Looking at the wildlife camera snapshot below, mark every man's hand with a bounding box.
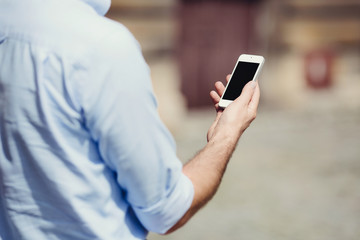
[208,76,260,143]
[166,76,260,234]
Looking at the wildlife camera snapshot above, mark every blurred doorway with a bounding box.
[178,0,263,108]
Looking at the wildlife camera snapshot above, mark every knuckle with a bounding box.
[248,110,257,121]
[252,112,257,120]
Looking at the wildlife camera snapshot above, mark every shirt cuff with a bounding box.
[132,173,194,234]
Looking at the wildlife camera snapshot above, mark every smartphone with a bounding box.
[219,54,265,108]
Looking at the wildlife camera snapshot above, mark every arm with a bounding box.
[166,77,260,234]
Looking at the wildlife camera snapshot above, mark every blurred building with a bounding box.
[107,0,360,112]
[177,0,264,108]
[263,0,360,110]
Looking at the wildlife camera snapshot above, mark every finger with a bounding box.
[210,90,224,112]
[215,81,226,97]
[210,90,220,105]
[226,74,231,83]
[235,80,257,106]
[248,82,260,112]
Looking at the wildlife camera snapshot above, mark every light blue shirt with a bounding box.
[0,0,194,239]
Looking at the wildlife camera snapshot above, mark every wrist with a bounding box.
[209,123,241,145]
[207,128,240,154]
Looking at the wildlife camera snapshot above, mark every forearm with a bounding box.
[166,132,239,234]
[166,80,259,234]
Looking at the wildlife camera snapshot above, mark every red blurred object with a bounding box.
[304,50,333,89]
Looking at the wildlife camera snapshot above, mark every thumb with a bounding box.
[248,81,260,112]
[236,81,257,106]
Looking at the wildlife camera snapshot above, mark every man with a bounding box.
[0,0,260,239]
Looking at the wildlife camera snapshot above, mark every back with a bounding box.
[0,0,144,239]
[0,1,194,239]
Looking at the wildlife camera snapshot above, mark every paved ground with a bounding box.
[148,106,360,240]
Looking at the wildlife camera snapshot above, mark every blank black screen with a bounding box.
[222,62,259,100]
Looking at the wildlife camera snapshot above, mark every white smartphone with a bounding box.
[219,54,265,108]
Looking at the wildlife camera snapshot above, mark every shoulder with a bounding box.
[85,18,142,62]
[0,0,141,61]
[59,9,143,71]
[61,11,141,62]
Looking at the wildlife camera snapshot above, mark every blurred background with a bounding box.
[106,0,360,239]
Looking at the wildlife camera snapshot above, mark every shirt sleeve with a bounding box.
[76,23,194,234]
